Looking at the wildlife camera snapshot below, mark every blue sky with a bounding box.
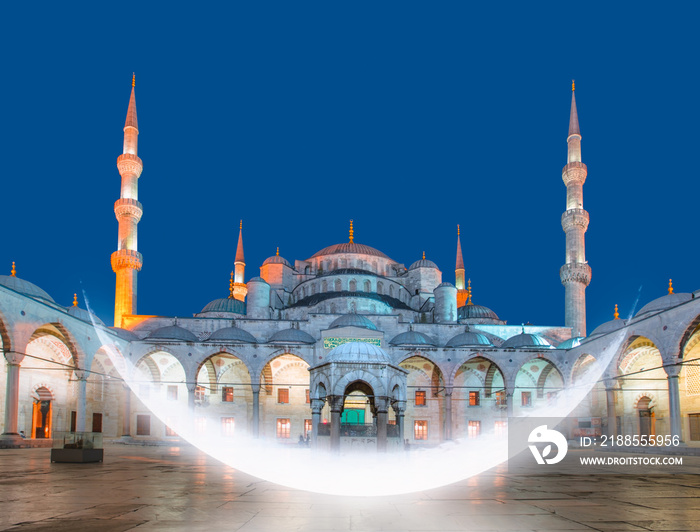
[2,3,697,332]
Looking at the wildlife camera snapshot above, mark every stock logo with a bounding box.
[528,425,568,465]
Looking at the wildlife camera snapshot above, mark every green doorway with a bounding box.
[341,409,365,424]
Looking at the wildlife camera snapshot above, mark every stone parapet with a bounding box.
[562,161,587,187]
[114,198,143,221]
[117,153,143,177]
[561,208,589,232]
[111,249,143,272]
[560,262,591,286]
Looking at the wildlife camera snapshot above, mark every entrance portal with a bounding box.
[637,396,655,436]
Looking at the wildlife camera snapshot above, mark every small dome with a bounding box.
[148,326,198,342]
[389,330,438,346]
[445,331,493,348]
[67,306,104,326]
[268,328,316,344]
[200,297,246,315]
[208,327,257,343]
[635,293,692,318]
[501,332,553,349]
[248,277,269,284]
[0,275,54,302]
[263,254,291,267]
[435,282,455,289]
[109,327,140,341]
[329,314,378,331]
[588,319,627,338]
[409,259,438,270]
[458,304,500,321]
[325,341,392,364]
[557,336,584,350]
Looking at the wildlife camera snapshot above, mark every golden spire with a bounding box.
[668,279,674,294]
[276,247,279,256]
[73,293,78,307]
[614,304,619,320]
[572,79,575,92]
[457,224,460,236]
[229,271,234,298]
[132,73,135,88]
[349,220,354,243]
[422,251,425,260]
[239,220,243,230]
[467,279,473,305]
[10,262,15,277]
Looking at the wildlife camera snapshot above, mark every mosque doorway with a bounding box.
[31,387,53,439]
[637,396,655,436]
[342,391,368,425]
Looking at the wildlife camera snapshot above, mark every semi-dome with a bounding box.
[148,326,198,342]
[200,297,246,315]
[268,328,316,344]
[248,276,269,284]
[0,275,54,303]
[587,319,627,338]
[329,314,378,331]
[445,331,493,348]
[389,330,439,346]
[557,336,584,350]
[309,242,390,260]
[208,327,257,343]
[458,304,500,321]
[325,341,392,364]
[109,327,140,341]
[262,254,291,267]
[635,293,692,318]
[409,258,438,270]
[501,332,553,349]
[67,306,105,326]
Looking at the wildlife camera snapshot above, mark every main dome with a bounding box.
[309,242,390,260]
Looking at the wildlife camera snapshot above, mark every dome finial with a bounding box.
[276,247,279,256]
[668,278,674,294]
[457,224,460,236]
[229,271,234,299]
[10,262,15,277]
[572,79,575,92]
[349,219,354,243]
[73,293,78,307]
[132,73,135,88]
[422,251,425,260]
[614,304,619,320]
[467,278,473,305]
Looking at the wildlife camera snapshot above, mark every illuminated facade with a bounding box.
[1,82,699,451]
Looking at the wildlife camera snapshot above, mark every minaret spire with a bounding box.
[232,220,247,301]
[560,82,591,337]
[112,76,144,327]
[455,225,467,306]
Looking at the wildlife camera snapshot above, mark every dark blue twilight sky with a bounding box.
[1,4,697,331]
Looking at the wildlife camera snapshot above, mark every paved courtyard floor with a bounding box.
[0,443,699,531]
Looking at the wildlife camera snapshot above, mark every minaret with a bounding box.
[232,220,247,301]
[455,225,468,307]
[560,81,591,337]
[112,74,144,327]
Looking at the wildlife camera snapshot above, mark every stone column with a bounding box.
[122,383,132,438]
[375,398,389,452]
[604,379,617,438]
[444,386,453,441]
[186,383,197,412]
[506,391,514,418]
[329,396,343,452]
[666,365,683,441]
[1,351,25,442]
[392,400,406,447]
[310,398,324,447]
[74,370,88,433]
[251,384,260,438]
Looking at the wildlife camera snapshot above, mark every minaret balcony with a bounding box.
[117,153,143,177]
[561,209,589,232]
[562,161,587,187]
[111,249,143,272]
[114,198,143,221]
[559,262,591,286]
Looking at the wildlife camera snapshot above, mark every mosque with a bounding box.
[1,79,699,451]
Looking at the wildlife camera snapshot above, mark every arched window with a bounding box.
[389,285,394,298]
[349,279,357,291]
[377,281,383,295]
[321,280,328,292]
[335,279,342,291]
[310,283,316,295]
[364,280,371,292]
